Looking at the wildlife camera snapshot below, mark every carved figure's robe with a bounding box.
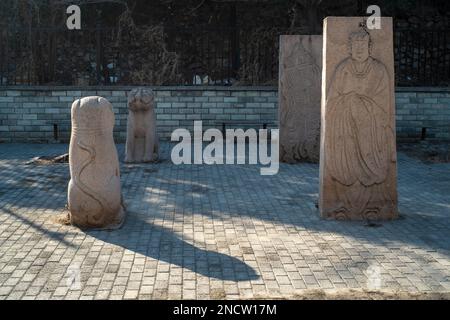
[325,57,395,214]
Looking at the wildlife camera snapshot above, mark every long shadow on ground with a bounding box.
[86,211,259,282]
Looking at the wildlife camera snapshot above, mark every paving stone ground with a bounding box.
[0,143,449,300]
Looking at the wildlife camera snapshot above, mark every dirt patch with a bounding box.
[399,142,450,163]
[272,289,450,300]
[25,153,69,165]
[51,212,71,225]
[210,288,227,299]
[241,247,254,254]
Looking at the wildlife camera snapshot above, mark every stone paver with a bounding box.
[0,143,449,299]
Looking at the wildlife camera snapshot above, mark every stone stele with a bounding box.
[319,17,398,220]
[68,96,125,229]
[125,87,159,163]
[279,35,322,163]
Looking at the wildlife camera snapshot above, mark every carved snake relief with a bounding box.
[72,139,113,224]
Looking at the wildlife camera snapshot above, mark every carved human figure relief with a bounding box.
[125,87,159,163]
[279,35,322,163]
[319,17,398,220]
[68,96,125,229]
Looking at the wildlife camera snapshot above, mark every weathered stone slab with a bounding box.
[279,35,322,163]
[125,88,159,163]
[68,96,125,229]
[319,17,398,220]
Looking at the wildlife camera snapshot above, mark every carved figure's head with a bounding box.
[128,87,155,112]
[348,26,372,62]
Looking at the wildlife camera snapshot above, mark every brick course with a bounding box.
[0,86,448,143]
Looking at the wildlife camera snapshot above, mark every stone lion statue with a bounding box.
[124,88,159,163]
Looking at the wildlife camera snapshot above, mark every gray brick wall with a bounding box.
[0,86,449,143]
[395,88,450,141]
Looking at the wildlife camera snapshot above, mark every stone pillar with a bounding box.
[319,17,398,220]
[125,88,159,163]
[279,35,322,163]
[68,96,125,229]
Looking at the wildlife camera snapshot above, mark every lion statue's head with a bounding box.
[128,87,155,112]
